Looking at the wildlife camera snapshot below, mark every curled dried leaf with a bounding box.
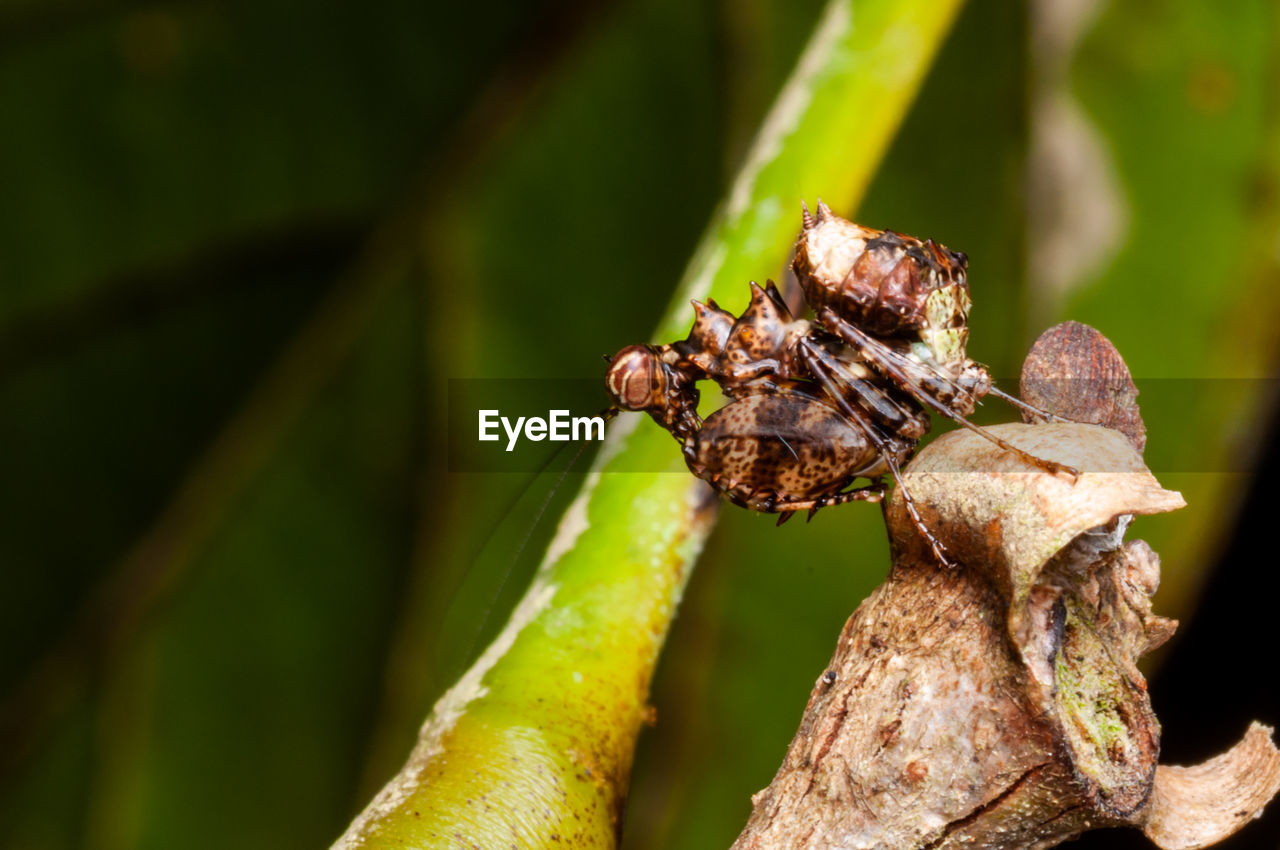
[887,422,1182,684]
[1143,722,1280,850]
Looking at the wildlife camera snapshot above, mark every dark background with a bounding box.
[0,1,1277,848]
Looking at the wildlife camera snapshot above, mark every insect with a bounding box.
[683,385,892,515]
[604,203,1075,565]
[793,200,970,347]
[604,279,941,549]
[792,202,1075,480]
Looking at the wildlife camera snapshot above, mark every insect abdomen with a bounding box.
[793,202,970,338]
[688,391,882,501]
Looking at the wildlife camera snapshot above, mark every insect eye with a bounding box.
[606,345,663,411]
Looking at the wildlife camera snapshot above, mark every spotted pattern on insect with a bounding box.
[685,388,888,514]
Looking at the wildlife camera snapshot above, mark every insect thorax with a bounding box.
[919,284,972,368]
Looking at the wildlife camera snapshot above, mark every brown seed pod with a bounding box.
[792,200,971,361]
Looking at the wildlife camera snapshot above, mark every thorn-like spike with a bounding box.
[706,298,721,310]
[745,281,774,314]
[762,280,792,318]
[816,198,832,221]
[801,201,815,230]
[776,511,796,527]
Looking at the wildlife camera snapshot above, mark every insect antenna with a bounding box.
[986,384,1073,424]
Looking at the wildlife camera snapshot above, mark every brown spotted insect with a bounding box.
[792,202,1076,479]
[605,280,942,553]
[683,384,895,515]
[794,200,970,345]
[605,280,926,450]
[604,206,1076,566]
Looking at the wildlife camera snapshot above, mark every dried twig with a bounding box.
[732,324,1279,849]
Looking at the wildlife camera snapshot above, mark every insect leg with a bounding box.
[797,339,955,568]
[805,480,888,522]
[878,448,955,568]
[762,483,885,517]
[801,341,929,439]
[817,309,1080,479]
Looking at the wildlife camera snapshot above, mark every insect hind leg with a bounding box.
[816,309,1079,480]
[796,339,955,567]
[769,483,885,525]
[877,449,955,567]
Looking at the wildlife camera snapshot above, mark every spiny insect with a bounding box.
[604,204,1075,565]
[604,279,940,553]
[791,202,1074,479]
[794,199,970,349]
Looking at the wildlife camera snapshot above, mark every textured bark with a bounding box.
[731,328,1280,849]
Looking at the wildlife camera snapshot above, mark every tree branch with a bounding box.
[732,325,1280,849]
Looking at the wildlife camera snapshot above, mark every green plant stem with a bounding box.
[334,1,964,846]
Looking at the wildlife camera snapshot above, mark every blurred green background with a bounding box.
[1,1,1277,848]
